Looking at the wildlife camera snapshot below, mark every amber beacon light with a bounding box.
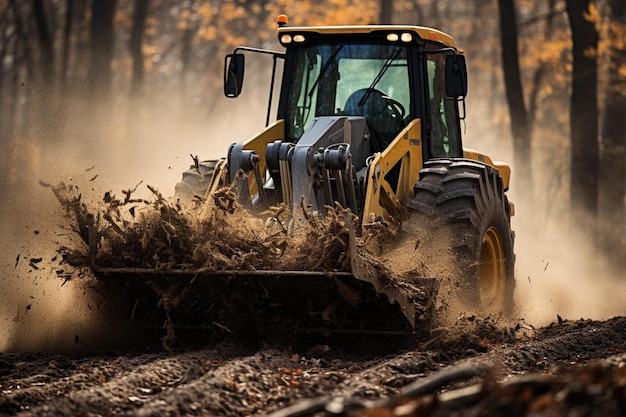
[277,14,288,27]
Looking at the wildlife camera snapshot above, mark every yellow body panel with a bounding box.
[243,120,285,196]
[208,120,285,199]
[463,148,511,191]
[243,119,285,159]
[362,119,423,225]
[278,25,455,47]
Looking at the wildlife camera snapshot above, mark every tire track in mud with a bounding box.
[1,347,445,416]
[128,349,445,416]
[260,318,626,415]
[135,318,626,416]
[131,350,299,416]
[2,349,246,416]
[0,317,624,416]
[1,354,154,414]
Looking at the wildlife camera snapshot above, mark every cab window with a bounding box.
[426,54,462,158]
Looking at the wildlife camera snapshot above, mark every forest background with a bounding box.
[0,0,624,342]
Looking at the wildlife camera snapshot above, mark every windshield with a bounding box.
[285,43,410,143]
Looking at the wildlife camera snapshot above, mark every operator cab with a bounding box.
[275,26,467,163]
[223,22,469,215]
[224,24,468,165]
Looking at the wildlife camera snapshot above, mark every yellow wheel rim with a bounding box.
[478,226,506,309]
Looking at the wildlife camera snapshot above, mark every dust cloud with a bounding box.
[0,88,267,353]
[513,217,626,327]
[1,83,623,353]
[463,99,626,328]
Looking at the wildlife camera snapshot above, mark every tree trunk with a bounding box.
[411,0,423,23]
[0,2,12,201]
[527,0,557,128]
[430,1,441,29]
[61,0,75,91]
[130,0,149,97]
[33,0,54,87]
[180,23,194,106]
[565,0,599,235]
[600,0,626,266]
[380,0,393,24]
[85,0,117,160]
[32,0,60,142]
[89,0,117,100]
[497,0,533,200]
[5,0,26,137]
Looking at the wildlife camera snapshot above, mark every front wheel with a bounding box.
[408,159,515,316]
[174,160,219,205]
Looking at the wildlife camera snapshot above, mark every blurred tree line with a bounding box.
[0,0,624,267]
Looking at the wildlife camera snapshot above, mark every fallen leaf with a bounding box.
[479,337,491,350]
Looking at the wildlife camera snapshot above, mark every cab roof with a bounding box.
[277,25,456,48]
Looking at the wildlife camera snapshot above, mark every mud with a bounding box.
[0,317,624,416]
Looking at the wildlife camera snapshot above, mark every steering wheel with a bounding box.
[344,89,407,148]
[382,96,405,120]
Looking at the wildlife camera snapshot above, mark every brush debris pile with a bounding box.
[41,180,436,345]
[42,180,358,273]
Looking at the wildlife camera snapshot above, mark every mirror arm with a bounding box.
[232,46,286,59]
[459,97,466,121]
[267,54,280,127]
[225,46,285,121]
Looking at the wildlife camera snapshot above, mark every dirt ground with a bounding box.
[0,316,624,416]
[1,177,624,416]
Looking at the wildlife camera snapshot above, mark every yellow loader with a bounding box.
[95,16,515,340]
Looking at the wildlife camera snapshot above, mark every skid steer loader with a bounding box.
[94,16,515,340]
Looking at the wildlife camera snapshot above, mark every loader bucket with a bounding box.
[89,218,437,340]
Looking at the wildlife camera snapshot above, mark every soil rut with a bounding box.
[0,317,624,416]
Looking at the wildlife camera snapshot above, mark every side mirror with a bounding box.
[445,54,468,99]
[224,53,245,98]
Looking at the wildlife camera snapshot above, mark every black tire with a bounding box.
[407,158,515,316]
[174,160,218,204]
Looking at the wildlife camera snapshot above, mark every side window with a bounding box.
[288,50,321,140]
[426,55,462,158]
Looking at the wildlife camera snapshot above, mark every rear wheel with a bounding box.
[407,159,515,316]
[174,160,218,204]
